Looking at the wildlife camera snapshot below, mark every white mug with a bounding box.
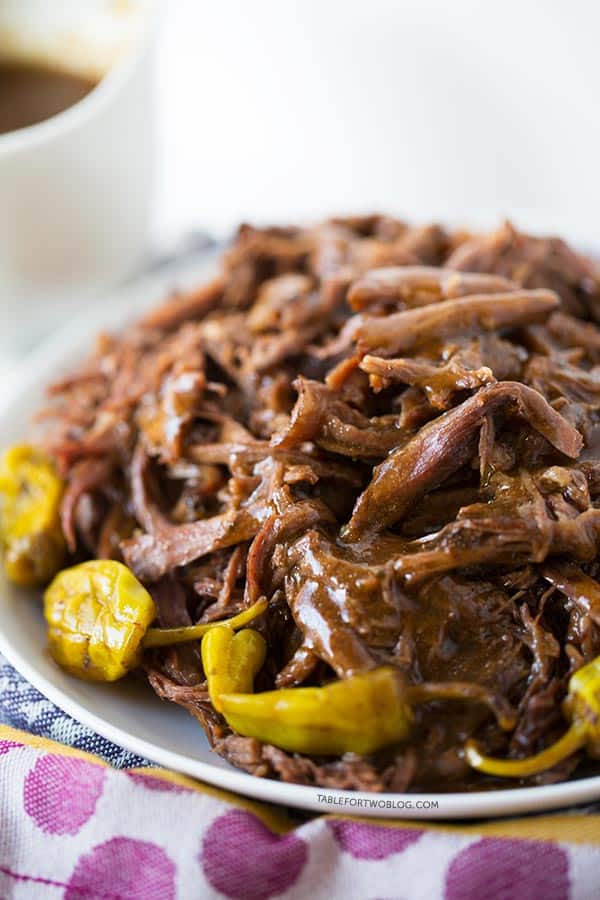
[0,0,156,355]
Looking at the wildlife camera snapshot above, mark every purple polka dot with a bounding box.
[126,771,190,794]
[0,739,22,755]
[328,819,423,860]
[201,809,308,900]
[66,838,176,900]
[24,754,105,835]
[445,838,570,900]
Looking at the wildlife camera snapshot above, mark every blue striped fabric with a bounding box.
[0,653,148,767]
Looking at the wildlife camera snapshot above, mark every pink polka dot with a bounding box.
[201,810,308,900]
[66,838,176,900]
[328,820,423,860]
[0,739,22,755]
[126,771,190,794]
[444,838,570,900]
[24,754,105,835]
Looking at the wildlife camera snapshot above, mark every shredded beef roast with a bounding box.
[36,215,600,792]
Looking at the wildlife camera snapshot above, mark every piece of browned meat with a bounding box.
[447,220,600,321]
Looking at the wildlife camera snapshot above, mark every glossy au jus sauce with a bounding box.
[0,61,97,134]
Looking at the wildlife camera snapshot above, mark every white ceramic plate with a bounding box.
[1,256,600,820]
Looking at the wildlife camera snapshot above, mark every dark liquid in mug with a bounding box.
[0,62,97,134]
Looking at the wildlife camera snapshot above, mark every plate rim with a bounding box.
[1,257,600,820]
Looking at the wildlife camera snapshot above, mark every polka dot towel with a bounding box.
[1,726,600,899]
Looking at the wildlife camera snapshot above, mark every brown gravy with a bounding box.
[0,62,97,135]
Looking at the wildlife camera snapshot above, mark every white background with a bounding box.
[2,0,598,376]
[154,0,600,245]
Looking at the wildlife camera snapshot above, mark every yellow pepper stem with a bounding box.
[406,681,517,731]
[142,598,267,649]
[464,721,587,778]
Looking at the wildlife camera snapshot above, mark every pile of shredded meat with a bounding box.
[36,216,600,792]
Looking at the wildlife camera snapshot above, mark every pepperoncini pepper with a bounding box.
[218,668,515,757]
[201,626,267,712]
[0,445,65,586]
[44,559,267,682]
[465,656,600,778]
